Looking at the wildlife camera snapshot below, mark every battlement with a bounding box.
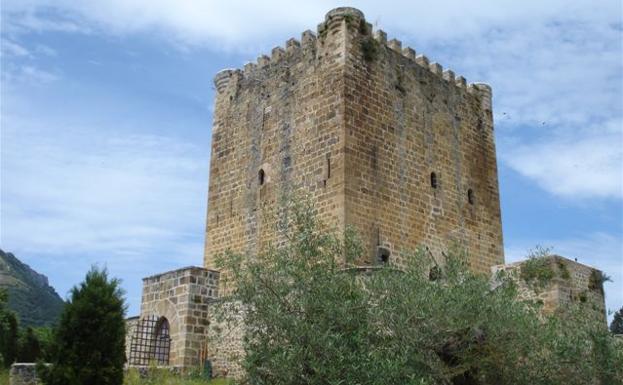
[213,7,491,111]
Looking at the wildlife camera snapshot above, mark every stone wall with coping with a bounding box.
[135,266,219,367]
[491,255,607,324]
[9,363,47,385]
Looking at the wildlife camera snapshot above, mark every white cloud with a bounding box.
[1,63,59,85]
[34,44,57,56]
[502,120,623,200]
[3,0,621,203]
[1,38,31,57]
[2,1,619,50]
[0,107,210,313]
[0,113,209,268]
[20,65,58,83]
[505,232,623,319]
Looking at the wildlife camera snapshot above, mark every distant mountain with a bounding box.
[0,249,64,327]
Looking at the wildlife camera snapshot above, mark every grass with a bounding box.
[123,367,232,385]
[0,368,9,385]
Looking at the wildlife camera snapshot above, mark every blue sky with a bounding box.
[1,0,622,321]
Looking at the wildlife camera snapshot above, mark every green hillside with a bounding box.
[0,249,64,327]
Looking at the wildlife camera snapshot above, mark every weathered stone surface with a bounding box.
[10,363,45,385]
[206,300,246,379]
[204,6,504,279]
[491,255,607,323]
[125,316,139,362]
[131,267,219,367]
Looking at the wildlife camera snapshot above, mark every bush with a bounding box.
[16,327,41,362]
[0,289,18,368]
[216,201,623,385]
[40,267,126,385]
[611,307,623,335]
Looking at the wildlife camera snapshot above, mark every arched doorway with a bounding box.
[152,317,171,365]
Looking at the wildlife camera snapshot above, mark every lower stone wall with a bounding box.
[491,255,607,324]
[134,266,220,367]
[206,299,245,379]
[125,316,139,363]
[9,363,47,385]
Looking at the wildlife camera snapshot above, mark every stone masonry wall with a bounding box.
[125,316,139,363]
[340,11,504,273]
[491,255,607,324]
[10,364,42,385]
[206,300,245,380]
[204,7,504,278]
[204,10,350,289]
[137,267,219,367]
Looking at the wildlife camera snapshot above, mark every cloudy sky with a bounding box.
[1,0,621,320]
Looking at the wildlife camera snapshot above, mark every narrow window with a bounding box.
[327,157,331,179]
[258,169,265,186]
[467,189,474,205]
[430,172,438,189]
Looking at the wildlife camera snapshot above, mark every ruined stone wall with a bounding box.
[204,7,504,279]
[491,256,607,324]
[137,267,219,367]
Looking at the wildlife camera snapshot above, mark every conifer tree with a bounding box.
[611,306,623,335]
[41,267,126,385]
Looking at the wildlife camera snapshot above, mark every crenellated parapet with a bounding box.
[213,7,490,101]
[367,28,485,94]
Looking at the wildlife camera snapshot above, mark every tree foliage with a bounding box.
[16,327,42,362]
[40,267,126,385]
[216,201,623,385]
[611,307,623,335]
[0,289,19,367]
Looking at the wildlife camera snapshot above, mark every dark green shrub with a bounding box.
[0,289,18,367]
[16,327,41,362]
[610,307,623,335]
[40,267,126,385]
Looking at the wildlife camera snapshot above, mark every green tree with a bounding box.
[611,306,623,335]
[216,200,623,385]
[16,327,42,362]
[40,267,126,385]
[0,289,19,367]
[33,327,55,361]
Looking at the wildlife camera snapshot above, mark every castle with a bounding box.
[125,7,606,378]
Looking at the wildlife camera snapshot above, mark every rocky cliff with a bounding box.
[0,249,64,326]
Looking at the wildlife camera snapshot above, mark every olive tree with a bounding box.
[216,200,622,385]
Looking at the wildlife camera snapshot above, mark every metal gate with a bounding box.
[128,315,171,365]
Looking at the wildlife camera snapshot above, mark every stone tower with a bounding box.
[204,7,504,275]
[126,8,606,377]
